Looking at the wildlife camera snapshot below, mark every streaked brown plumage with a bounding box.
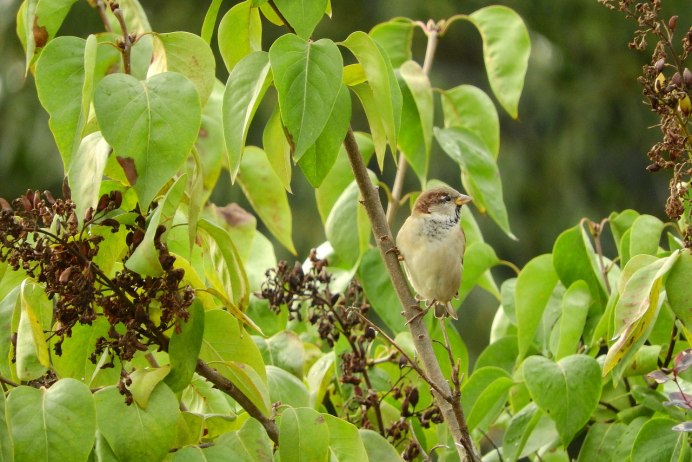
[396,186,472,319]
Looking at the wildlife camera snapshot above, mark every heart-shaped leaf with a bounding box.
[523,354,601,445]
[7,379,96,462]
[95,383,179,461]
[273,0,327,39]
[94,72,201,210]
[269,35,343,161]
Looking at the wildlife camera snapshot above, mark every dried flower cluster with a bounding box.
[599,0,692,246]
[260,252,443,458]
[0,187,193,396]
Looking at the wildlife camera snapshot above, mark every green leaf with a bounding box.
[222,51,272,181]
[267,365,309,407]
[315,132,374,223]
[458,241,500,305]
[515,255,559,359]
[358,248,405,334]
[128,366,171,409]
[16,280,51,381]
[125,174,187,277]
[609,209,639,260]
[475,335,518,374]
[628,214,664,258]
[151,32,216,106]
[263,104,293,192]
[434,127,514,238]
[369,19,414,69]
[359,429,401,461]
[238,146,296,254]
[397,60,433,186]
[209,418,273,461]
[269,35,343,161]
[441,84,500,158]
[0,285,19,380]
[279,408,330,462]
[553,281,592,360]
[461,367,513,432]
[298,84,351,187]
[94,72,201,210]
[199,309,269,415]
[350,83,388,168]
[577,422,626,462]
[307,352,335,409]
[201,0,223,44]
[7,379,95,462]
[502,402,543,462]
[0,391,11,461]
[68,131,110,226]
[523,354,601,445]
[631,418,682,462]
[324,414,369,462]
[20,0,79,71]
[465,6,530,118]
[255,331,305,378]
[95,383,178,462]
[553,223,608,307]
[34,36,91,169]
[325,180,370,267]
[666,250,692,327]
[273,0,327,39]
[342,31,402,155]
[217,0,262,72]
[165,299,205,392]
[603,252,680,378]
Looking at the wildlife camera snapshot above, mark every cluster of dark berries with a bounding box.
[600,0,692,246]
[0,186,193,394]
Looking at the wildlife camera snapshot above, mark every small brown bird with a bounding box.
[396,186,472,320]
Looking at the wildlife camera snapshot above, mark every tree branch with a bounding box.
[343,129,479,462]
[195,360,279,445]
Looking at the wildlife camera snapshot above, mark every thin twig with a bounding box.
[94,0,113,32]
[0,375,20,388]
[195,360,279,445]
[385,21,440,226]
[112,6,132,75]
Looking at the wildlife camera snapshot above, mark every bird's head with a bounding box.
[413,186,472,221]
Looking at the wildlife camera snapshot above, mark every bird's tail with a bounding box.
[434,302,458,320]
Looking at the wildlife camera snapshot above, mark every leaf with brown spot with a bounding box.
[116,156,138,186]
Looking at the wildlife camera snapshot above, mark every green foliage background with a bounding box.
[1,0,684,355]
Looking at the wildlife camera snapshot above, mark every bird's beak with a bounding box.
[455,194,473,206]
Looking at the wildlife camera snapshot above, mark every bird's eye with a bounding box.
[441,194,451,202]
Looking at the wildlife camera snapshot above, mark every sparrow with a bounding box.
[395,186,472,320]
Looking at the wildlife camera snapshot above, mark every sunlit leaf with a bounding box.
[16,280,51,381]
[397,60,432,186]
[342,31,401,156]
[94,72,201,210]
[19,0,79,71]
[222,51,272,181]
[462,6,530,118]
[217,1,262,72]
[515,254,559,359]
[125,175,187,277]
[165,299,205,392]
[369,19,414,68]
[150,31,216,105]
[263,104,292,192]
[441,84,500,158]
[68,131,110,226]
